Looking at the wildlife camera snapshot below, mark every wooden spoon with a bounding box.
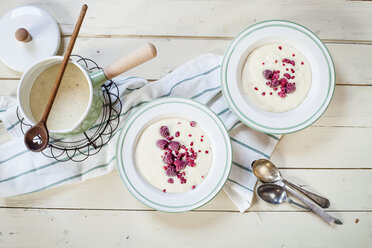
[24,4,88,152]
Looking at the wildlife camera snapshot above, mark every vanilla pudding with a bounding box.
[242,43,312,112]
[29,63,90,130]
[135,117,212,194]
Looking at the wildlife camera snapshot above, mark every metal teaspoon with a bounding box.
[257,184,310,211]
[252,159,330,208]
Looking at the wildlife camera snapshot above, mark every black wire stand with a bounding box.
[17,55,122,162]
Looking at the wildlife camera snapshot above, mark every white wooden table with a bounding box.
[1,1,371,247]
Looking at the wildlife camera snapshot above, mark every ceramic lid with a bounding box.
[0,5,60,72]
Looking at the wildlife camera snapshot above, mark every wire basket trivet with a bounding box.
[17,55,122,162]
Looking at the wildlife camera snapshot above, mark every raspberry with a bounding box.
[262,70,273,80]
[190,121,197,127]
[156,139,169,150]
[286,83,296,94]
[186,157,194,165]
[291,68,295,73]
[284,73,291,79]
[270,79,280,88]
[176,152,184,160]
[282,58,295,66]
[167,178,174,184]
[278,92,286,98]
[271,70,280,80]
[175,131,180,137]
[192,185,196,189]
[186,157,196,167]
[163,153,174,165]
[159,126,170,138]
[168,141,180,151]
[174,160,187,171]
[279,78,288,86]
[166,165,177,177]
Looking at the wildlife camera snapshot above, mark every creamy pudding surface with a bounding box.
[135,117,212,194]
[29,63,90,130]
[242,43,312,112]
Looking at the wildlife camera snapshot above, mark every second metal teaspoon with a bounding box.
[252,159,330,208]
[257,184,310,211]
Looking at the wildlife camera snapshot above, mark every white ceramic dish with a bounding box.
[116,97,232,212]
[221,20,335,134]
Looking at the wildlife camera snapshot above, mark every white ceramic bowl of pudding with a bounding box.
[221,20,335,134]
[116,97,232,212]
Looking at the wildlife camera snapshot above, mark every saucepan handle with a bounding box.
[104,43,157,80]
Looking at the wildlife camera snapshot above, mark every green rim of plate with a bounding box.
[221,20,336,134]
[116,97,232,212]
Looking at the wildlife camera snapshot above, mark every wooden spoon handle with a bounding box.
[41,4,88,123]
[103,43,157,80]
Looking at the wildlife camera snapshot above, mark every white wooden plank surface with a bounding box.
[1,0,372,40]
[271,126,372,168]
[0,80,18,96]
[1,38,371,85]
[1,169,371,211]
[0,209,368,248]
[0,0,371,247]
[315,86,372,127]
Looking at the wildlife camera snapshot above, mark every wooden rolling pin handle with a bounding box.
[103,43,157,80]
[15,28,32,42]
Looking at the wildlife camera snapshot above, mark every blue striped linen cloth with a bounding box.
[0,54,280,212]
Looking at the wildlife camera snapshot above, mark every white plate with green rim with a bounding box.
[116,97,232,212]
[221,20,335,134]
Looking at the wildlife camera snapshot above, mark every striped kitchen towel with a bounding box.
[0,54,280,212]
